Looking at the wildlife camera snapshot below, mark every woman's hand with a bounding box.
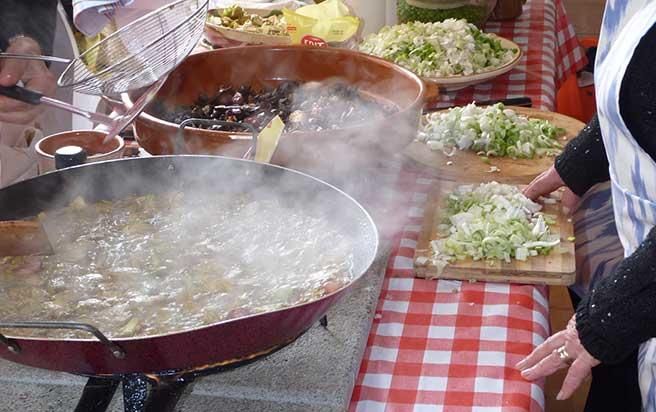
[516,316,600,400]
[0,36,56,125]
[523,165,581,214]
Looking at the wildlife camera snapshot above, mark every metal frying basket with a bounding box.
[62,0,209,97]
[0,0,208,97]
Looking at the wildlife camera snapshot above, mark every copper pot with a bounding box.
[123,46,431,174]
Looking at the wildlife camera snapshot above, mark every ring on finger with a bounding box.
[557,345,573,365]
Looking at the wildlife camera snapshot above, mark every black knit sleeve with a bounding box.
[619,22,656,164]
[0,1,58,56]
[576,226,656,364]
[554,114,611,197]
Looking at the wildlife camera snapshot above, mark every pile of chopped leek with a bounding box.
[359,19,517,78]
[425,182,560,273]
[418,103,566,159]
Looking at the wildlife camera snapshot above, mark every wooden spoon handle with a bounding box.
[0,220,53,257]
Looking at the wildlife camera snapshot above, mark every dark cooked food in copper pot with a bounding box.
[149,81,397,133]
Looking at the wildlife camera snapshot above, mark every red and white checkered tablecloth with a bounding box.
[350,1,587,410]
[436,0,586,111]
[350,170,551,412]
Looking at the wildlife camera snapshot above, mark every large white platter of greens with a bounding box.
[359,19,522,90]
[403,104,585,184]
[414,181,576,285]
[205,6,291,46]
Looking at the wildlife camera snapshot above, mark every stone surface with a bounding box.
[0,245,390,412]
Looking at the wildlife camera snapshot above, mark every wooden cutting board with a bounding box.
[414,181,576,286]
[403,107,586,184]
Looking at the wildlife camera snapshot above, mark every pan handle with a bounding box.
[0,321,126,359]
[177,118,258,159]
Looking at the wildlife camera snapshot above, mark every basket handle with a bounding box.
[0,53,71,64]
[176,118,258,160]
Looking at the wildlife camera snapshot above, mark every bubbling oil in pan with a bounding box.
[0,191,354,339]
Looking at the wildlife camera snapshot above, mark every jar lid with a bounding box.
[55,146,88,170]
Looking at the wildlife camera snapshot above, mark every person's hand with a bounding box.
[0,36,56,125]
[523,165,581,214]
[516,316,600,400]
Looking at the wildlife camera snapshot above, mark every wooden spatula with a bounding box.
[0,220,53,257]
[254,115,284,164]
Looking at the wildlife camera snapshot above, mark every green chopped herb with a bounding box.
[359,19,517,78]
[429,182,560,274]
[419,103,565,159]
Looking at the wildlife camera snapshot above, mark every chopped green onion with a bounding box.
[430,182,560,273]
[359,19,517,78]
[419,103,565,159]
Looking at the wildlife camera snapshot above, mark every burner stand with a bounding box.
[73,315,329,412]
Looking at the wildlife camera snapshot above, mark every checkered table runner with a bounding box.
[350,2,586,409]
[436,0,586,112]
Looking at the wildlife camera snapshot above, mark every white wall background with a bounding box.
[345,0,398,35]
[42,3,101,137]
